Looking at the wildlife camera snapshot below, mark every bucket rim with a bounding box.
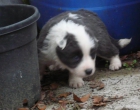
[0,4,40,36]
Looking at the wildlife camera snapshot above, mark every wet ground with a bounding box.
[40,53,140,110]
[41,68,140,110]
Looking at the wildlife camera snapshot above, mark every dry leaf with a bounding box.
[50,82,59,90]
[73,93,90,102]
[97,82,105,90]
[58,92,71,98]
[37,102,47,110]
[40,91,46,100]
[59,100,73,104]
[92,95,123,107]
[46,91,58,102]
[93,96,103,104]
[31,101,44,110]
[93,96,106,107]
[78,104,85,109]
[23,99,28,104]
[90,81,105,90]
[31,104,37,109]
[18,108,29,110]
[23,99,28,106]
[80,93,91,102]
[73,93,82,102]
[90,80,97,85]
[90,85,98,89]
[89,81,99,89]
[55,101,66,110]
[103,97,111,102]
[93,102,107,106]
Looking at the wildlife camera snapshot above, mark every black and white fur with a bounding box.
[37,9,131,88]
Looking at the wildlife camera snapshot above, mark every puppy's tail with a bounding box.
[110,37,132,49]
[118,38,132,48]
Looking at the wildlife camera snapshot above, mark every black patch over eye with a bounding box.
[56,47,82,68]
[90,48,96,59]
[56,33,83,68]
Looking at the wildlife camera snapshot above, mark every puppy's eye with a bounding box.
[91,53,96,59]
[72,56,80,62]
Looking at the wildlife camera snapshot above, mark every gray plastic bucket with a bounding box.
[0,4,40,109]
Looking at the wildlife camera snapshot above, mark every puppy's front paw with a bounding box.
[69,77,84,88]
[109,63,121,70]
[109,55,122,70]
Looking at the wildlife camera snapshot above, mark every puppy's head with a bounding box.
[53,20,98,78]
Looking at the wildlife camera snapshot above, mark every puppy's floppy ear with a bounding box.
[56,38,67,50]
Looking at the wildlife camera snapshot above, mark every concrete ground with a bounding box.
[44,67,140,110]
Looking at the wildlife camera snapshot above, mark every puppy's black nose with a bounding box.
[85,69,92,75]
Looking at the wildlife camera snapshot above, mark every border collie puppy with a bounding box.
[37,9,131,88]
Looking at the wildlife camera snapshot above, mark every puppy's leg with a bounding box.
[97,43,122,70]
[69,73,84,88]
[109,55,121,70]
[108,38,131,70]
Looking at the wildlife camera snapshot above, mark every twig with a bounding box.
[112,79,123,85]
